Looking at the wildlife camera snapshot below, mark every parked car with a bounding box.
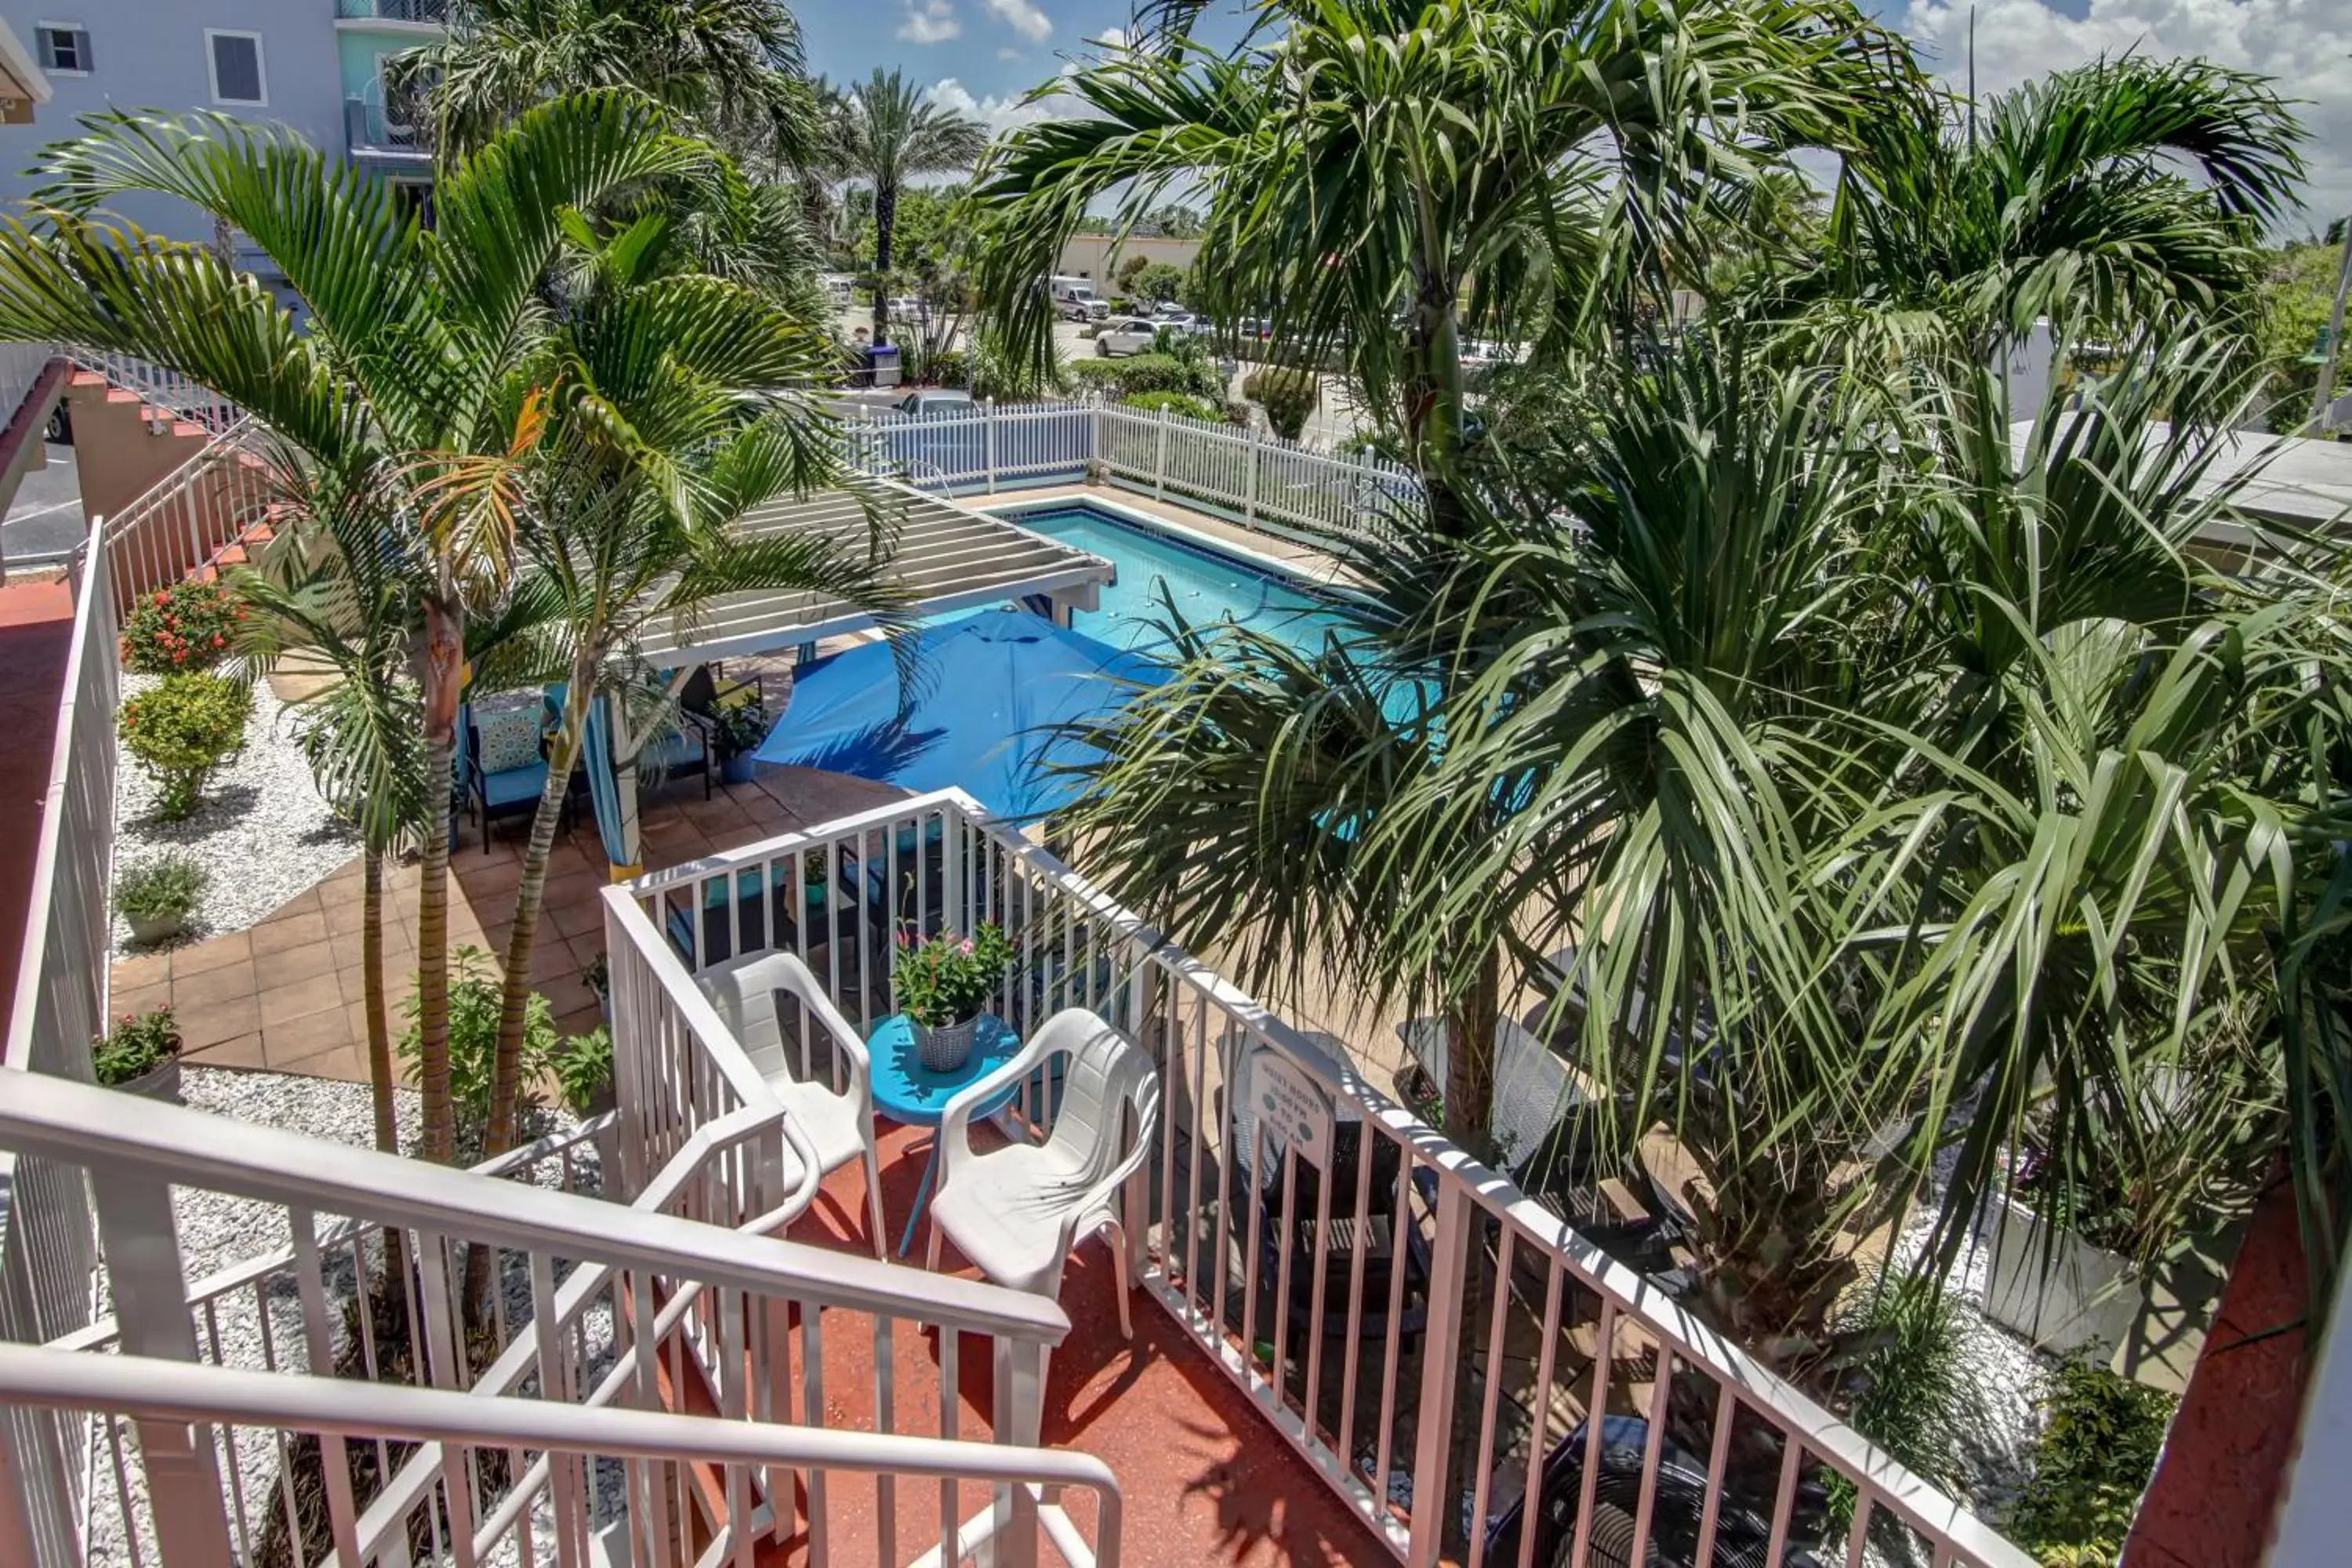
[1094,318,1163,358]
[886,296,930,328]
[1149,310,1200,337]
[894,389,975,416]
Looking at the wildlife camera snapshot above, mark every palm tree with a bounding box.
[391,0,811,159]
[0,92,720,1167]
[824,68,987,345]
[980,0,1899,1136]
[233,470,430,1168]
[456,208,909,1160]
[1806,55,2305,346]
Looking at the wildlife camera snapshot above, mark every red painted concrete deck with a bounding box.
[755,1119,1396,1567]
[0,578,75,1034]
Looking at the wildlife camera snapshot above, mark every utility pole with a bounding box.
[2310,216,2352,431]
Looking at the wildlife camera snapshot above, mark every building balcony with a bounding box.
[344,96,432,162]
[335,0,448,24]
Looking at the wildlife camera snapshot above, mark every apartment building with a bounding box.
[0,0,439,245]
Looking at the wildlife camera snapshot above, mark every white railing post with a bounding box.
[1404,1174,1472,1568]
[1152,405,1168,501]
[1243,434,1260,524]
[985,397,998,495]
[87,1170,235,1568]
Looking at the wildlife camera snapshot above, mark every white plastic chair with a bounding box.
[924,1009,1163,1338]
[695,950,888,1259]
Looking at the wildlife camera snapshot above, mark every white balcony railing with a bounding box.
[843,397,1422,543]
[0,521,115,1568]
[0,1064,1102,1568]
[631,789,2038,1568]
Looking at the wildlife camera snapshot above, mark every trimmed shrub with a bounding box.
[2008,1359,2178,1563]
[121,579,246,675]
[118,673,252,820]
[1123,390,1222,423]
[1243,367,1319,441]
[1065,358,1127,397]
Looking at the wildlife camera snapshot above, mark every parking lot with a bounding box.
[830,304,1367,448]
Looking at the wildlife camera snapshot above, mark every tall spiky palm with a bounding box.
[457,206,908,1161]
[0,92,719,1166]
[981,0,1900,1136]
[391,0,812,159]
[1814,54,2306,344]
[824,68,987,344]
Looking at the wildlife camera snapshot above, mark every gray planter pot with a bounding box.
[109,1055,182,1104]
[125,909,187,946]
[913,1014,978,1073]
[1982,1194,2141,1356]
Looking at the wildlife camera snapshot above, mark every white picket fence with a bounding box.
[843,398,1423,542]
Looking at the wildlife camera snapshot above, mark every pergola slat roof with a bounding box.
[639,482,1115,666]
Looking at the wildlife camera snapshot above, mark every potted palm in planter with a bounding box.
[713,700,770,787]
[94,1006,183,1102]
[891,923,1016,1073]
[114,853,209,946]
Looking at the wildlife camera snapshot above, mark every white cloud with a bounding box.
[896,0,960,43]
[981,0,1053,44]
[929,76,1067,138]
[996,46,1024,60]
[1095,25,1129,52]
[1899,0,2352,231]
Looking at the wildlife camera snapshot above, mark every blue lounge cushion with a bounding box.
[482,760,550,808]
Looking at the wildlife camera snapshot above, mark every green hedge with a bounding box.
[1123,390,1223,423]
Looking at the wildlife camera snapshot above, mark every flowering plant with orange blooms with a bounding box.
[891,922,1016,1028]
[120,579,247,675]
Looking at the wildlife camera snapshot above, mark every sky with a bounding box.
[795,0,2352,234]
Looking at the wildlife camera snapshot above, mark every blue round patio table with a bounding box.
[867,1013,1022,1258]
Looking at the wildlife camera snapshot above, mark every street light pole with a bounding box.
[2310,217,2352,430]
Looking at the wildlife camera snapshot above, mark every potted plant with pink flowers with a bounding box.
[891,923,1016,1073]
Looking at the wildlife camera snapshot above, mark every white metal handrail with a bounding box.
[96,416,276,606]
[0,1073,1065,1347]
[642,788,2039,1568]
[843,397,1421,543]
[0,1345,1123,1567]
[0,524,114,1568]
[69,349,241,436]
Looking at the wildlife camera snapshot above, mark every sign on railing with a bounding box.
[843,398,1422,543]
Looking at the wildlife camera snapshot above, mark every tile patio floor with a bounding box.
[110,763,915,1083]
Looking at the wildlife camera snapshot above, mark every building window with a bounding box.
[35,24,90,74]
[204,30,266,107]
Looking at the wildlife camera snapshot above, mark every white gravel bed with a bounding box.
[111,670,358,958]
[84,1069,611,1568]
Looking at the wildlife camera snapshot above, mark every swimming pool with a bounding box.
[984,500,1354,654]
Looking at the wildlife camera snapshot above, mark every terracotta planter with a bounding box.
[913,1014,978,1073]
[109,1054,182,1104]
[125,909,187,946]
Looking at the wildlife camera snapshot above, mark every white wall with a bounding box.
[0,1,343,246]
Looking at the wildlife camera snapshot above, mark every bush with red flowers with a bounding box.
[119,579,247,675]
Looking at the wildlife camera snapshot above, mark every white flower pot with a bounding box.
[109,1056,182,1104]
[913,1014,978,1073]
[125,909,187,946]
[1982,1194,2141,1356]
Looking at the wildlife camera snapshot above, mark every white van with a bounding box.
[1048,275,1106,321]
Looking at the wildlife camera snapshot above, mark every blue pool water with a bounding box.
[988,502,1354,655]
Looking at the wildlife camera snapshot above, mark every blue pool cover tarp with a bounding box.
[752,609,1161,821]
